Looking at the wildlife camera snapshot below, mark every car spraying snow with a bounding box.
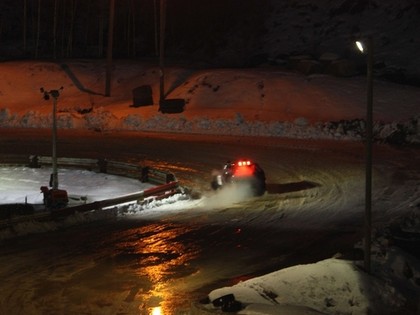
[211,159,266,196]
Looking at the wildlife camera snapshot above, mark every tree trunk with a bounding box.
[154,0,158,57]
[97,0,105,58]
[23,0,27,53]
[35,0,41,58]
[53,0,58,59]
[105,0,115,97]
[83,0,91,55]
[66,0,78,57]
[159,0,166,103]
[60,0,66,57]
[131,0,136,57]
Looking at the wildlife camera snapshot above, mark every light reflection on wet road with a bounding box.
[0,212,362,314]
[108,222,201,314]
[0,218,204,314]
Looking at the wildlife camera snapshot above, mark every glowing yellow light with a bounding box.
[151,306,162,315]
[356,41,364,53]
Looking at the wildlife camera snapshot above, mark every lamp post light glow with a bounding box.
[356,37,374,273]
[355,41,364,53]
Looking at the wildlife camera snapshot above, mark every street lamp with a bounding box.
[356,36,374,273]
[40,86,63,190]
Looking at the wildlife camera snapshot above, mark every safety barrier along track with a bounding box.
[28,155,176,185]
[0,155,183,228]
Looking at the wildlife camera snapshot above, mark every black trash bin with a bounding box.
[159,98,185,113]
[131,85,153,107]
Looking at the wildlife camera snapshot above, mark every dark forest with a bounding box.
[0,0,267,62]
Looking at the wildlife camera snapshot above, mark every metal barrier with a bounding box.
[28,155,175,185]
[0,182,180,228]
[0,155,183,228]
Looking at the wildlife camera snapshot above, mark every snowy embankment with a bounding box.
[202,223,420,315]
[0,61,419,144]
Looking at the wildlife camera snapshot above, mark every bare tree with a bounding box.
[66,0,78,57]
[53,0,58,59]
[97,2,104,58]
[105,0,115,97]
[126,0,137,57]
[23,0,27,53]
[35,0,41,58]
[154,0,158,56]
[159,0,166,103]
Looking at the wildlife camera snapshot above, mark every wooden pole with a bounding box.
[51,95,58,189]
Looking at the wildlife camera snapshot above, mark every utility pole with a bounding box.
[356,36,374,273]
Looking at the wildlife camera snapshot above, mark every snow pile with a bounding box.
[206,258,407,315]
[198,206,420,315]
[202,233,420,315]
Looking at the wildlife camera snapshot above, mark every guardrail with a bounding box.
[28,155,175,185]
[51,181,180,218]
[0,182,180,228]
[0,155,184,228]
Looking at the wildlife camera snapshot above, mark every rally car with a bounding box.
[211,159,266,196]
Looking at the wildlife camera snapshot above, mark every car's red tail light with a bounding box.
[234,160,254,176]
[237,160,251,167]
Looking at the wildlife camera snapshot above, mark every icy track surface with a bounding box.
[0,133,418,315]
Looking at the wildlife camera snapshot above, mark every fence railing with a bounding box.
[28,155,176,185]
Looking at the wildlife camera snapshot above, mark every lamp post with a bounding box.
[40,87,63,190]
[356,36,374,273]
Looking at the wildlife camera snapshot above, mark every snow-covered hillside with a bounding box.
[0,61,419,144]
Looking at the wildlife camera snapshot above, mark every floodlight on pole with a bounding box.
[40,86,63,190]
[355,36,374,274]
[355,41,364,53]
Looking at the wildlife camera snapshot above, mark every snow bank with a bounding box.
[0,61,419,144]
[205,256,418,315]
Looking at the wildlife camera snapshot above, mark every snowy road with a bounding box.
[0,129,418,314]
